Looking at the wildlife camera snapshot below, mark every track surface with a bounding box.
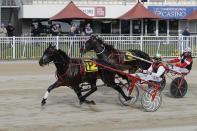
[0,61,197,131]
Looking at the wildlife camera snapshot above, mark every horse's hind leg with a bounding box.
[41,81,59,106]
[112,84,131,101]
[102,73,131,101]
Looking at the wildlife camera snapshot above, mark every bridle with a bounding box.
[43,47,65,64]
[96,46,105,55]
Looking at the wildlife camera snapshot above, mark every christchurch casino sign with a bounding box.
[148,6,197,19]
[79,6,105,17]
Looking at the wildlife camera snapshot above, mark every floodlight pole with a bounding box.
[0,6,1,25]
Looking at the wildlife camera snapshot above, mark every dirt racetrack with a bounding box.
[0,60,197,131]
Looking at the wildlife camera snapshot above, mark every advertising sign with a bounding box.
[148,6,197,19]
[79,6,105,17]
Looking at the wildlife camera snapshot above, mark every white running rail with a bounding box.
[0,36,196,60]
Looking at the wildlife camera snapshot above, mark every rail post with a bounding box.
[140,36,143,51]
[56,36,59,49]
[13,36,15,59]
[68,40,73,56]
[181,35,184,53]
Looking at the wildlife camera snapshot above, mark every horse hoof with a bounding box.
[90,100,96,105]
[41,99,46,106]
[79,101,84,105]
[83,100,93,104]
[126,96,133,101]
[84,100,90,104]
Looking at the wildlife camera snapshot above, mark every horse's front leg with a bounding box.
[80,82,97,105]
[73,82,97,105]
[41,81,60,106]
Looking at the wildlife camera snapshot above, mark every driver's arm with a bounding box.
[142,65,152,74]
[152,66,165,78]
[168,58,180,63]
[175,58,192,68]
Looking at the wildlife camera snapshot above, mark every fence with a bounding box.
[0,36,196,60]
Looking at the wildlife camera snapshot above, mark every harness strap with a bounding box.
[70,60,74,66]
[117,50,121,64]
[78,60,83,75]
[57,60,76,83]
[107,50,121,64]
[107,51,114,60]
[57,66,70,83]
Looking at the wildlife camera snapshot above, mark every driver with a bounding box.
[134,54,166,83]
[167,47,193,74]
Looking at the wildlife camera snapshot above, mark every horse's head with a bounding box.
[80,35,104,54]
[39,44,57,66]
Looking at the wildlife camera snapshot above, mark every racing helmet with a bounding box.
[183,47,191,53]
[153,53,162,60]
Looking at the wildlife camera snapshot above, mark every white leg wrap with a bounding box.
[43,91,49,99]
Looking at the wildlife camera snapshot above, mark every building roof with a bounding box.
[183,10,197,20]
[50,1,93,20]
[117,2,161,19]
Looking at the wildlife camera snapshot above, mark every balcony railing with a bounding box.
[20,0,197,5]
[1,0,16,6]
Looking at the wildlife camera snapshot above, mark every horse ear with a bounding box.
[48,44,56,48]
[53,45,56,49]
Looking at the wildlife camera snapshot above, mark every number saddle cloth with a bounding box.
[82,58,124,73]
[123,51,136,62]
[82,59,99,72]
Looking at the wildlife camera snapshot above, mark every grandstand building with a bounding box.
[1,0,197,36]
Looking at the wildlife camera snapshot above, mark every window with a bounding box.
[121,20,130,34]
[169,20,178,35]
[132,20,141,35]
[101,21,111,34]
[140,0,148,2]
[112,20,120,34]
[159,20,167,35]
[147,20,156,34]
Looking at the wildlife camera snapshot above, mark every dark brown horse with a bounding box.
[39,45,131,106]
[80,35,151,73]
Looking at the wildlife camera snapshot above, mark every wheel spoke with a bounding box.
[170,77,187,98]
[174,88,180,96]
[174,78,180,85]
[172,82,178,87]
[178,89,183,96]
[171,86,178,92]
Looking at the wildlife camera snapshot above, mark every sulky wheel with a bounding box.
[118,83,139,106]
[170,77,188,98]
[141,88,162,112]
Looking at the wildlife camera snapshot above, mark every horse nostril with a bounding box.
[43,59,46,63]
[39,59,43,66]
[80,48,84,53]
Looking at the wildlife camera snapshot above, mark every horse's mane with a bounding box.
[57,49,70,62]
[128,49,151,70]
[97,38,117,52]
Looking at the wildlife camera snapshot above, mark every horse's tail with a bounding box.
[128,49,151,70]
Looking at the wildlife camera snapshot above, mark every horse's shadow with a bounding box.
[39,95,103,112]
[40,91,142,112]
